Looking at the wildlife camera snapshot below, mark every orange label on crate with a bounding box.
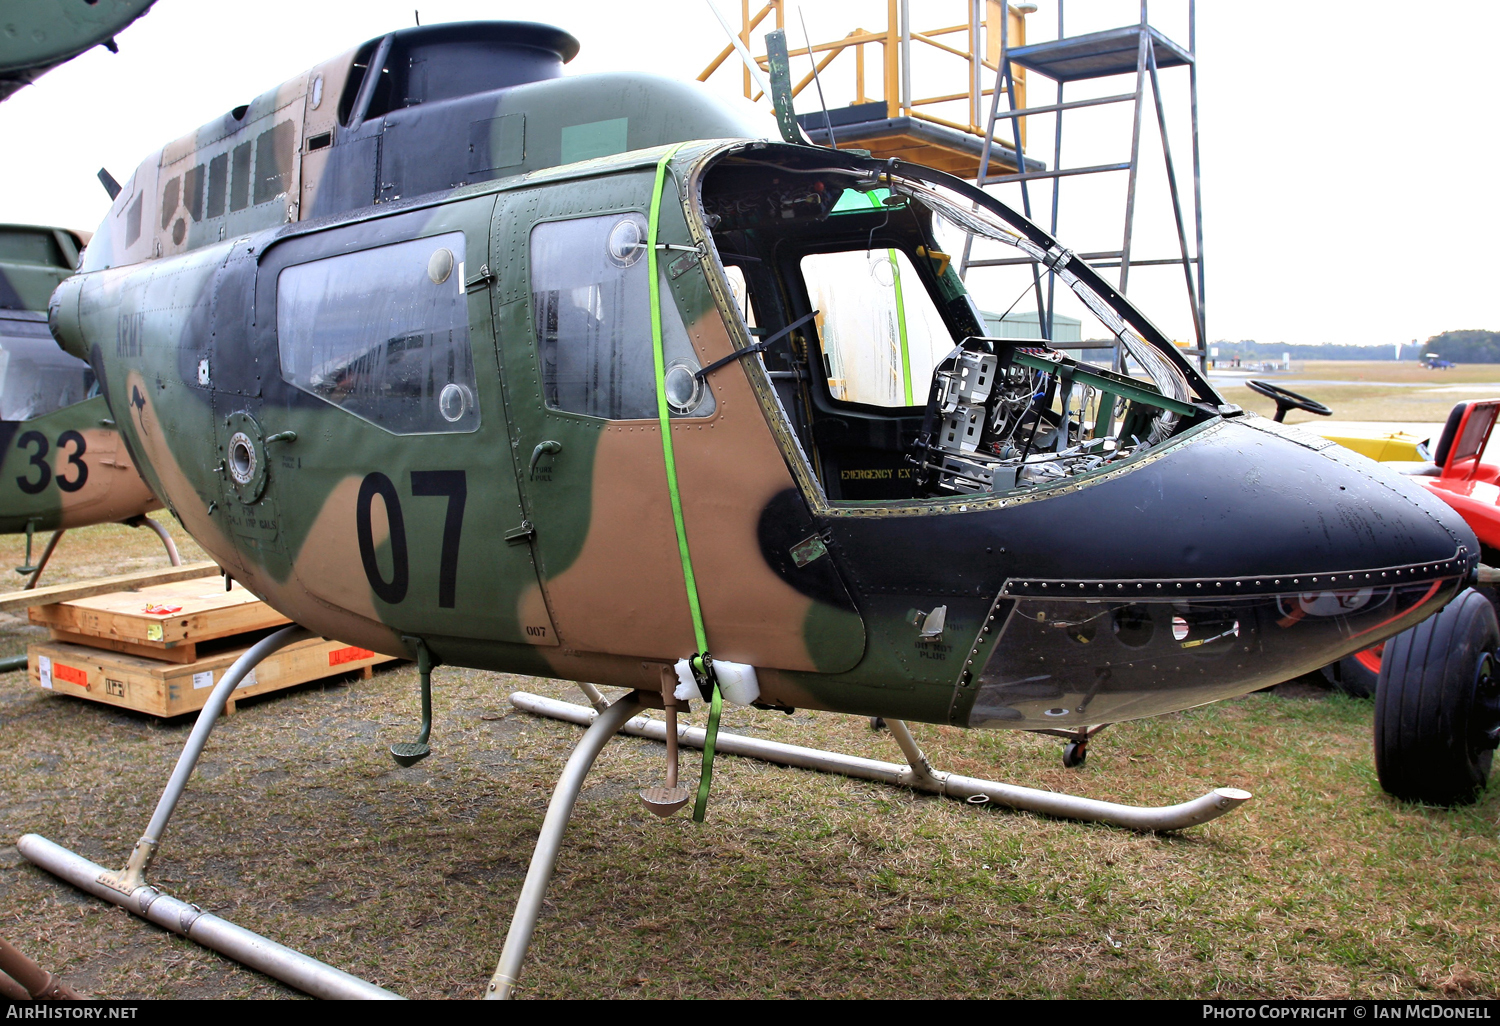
[53,663,87,687]
[328,646,375,666]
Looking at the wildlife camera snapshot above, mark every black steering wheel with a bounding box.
[1246,379,1333,423]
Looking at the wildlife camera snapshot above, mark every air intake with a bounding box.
[339,21,581,125]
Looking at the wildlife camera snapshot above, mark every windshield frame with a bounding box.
[683,142,1229,517]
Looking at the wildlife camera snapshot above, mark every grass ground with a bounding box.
[0,522,1494,1000]
[2,362,1497,1001]
[1219,361,1500,425]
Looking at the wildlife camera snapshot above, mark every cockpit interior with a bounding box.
[697,151,1215,505]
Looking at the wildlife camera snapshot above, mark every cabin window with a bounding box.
[230,141,253,212]
[529,213,714,421]
[206,153,229,218]
[0,318,97,420]
[0,230,63,267]
[160,177,179,230]
[183,164,205,221]
[275,231,479,434]
[254,120,296,205]
[124,192,143,248]
[799,249,952,408]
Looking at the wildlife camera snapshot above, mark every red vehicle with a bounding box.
[1248,382,1499,806]
[1327,397,1499,805]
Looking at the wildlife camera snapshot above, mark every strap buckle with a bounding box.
[689,652,718,702]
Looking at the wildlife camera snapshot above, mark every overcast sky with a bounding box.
[1,0,1494,349]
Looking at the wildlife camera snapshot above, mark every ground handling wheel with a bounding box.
[1062,741,1087,768]
[1375,587,1500,805]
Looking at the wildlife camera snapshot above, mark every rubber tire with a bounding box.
[1320,648,1380,698]
[1374,588,1499,805]
[1062,742,1087,769]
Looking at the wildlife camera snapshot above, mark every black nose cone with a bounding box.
[1022,416,1475,583]
[960,416,1476,730]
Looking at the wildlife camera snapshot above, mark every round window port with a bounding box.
[606,219,646,267]
[228,433,256,484]
[427,247,455,285]
[663,362,703,414]
[439,382,472,423]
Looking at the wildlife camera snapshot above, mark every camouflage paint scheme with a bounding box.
[0,0,155,102]
[47,23,1477,733]
[0,225,157,535]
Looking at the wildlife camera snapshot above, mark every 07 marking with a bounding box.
[356,470,467,608]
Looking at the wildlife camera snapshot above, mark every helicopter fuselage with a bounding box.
[0,228,159,537]
[45,24,1475,731]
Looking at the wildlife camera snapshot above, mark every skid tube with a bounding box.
[511,692,1252,832]
[17,835,397,1000]
[20,625,401,1001]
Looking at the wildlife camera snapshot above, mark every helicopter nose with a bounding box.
[1193,418,1475,579]
[1219,418,1472,576]
[1029,416,1473,584]
[963,417,1476,730]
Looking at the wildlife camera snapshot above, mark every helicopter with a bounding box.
[0,223,171,586]
[29,19,1479,999]
[0,0,156,103]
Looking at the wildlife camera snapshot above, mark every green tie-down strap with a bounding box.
[689,654,723,822]
[646,144,723,823]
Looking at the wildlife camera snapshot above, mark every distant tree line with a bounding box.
[1211,341,1403,361]
[1424,330,1500,363]
[1208,330,1500,363]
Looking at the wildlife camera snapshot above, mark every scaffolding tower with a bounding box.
[960,1,1206,370]
[698,1,1044,179]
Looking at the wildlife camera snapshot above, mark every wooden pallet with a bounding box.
[29,635,394,718]
[29,578,290,664]
[0,561,220,614]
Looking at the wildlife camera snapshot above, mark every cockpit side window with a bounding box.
[528,213,714,421]
[0,317,98,421]
[276,231,480,434]
[800,248,952,409]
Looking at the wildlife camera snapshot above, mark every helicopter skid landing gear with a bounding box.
[512,694,1251,833]
[124,514,183,567]
[485,692,645,999]
[15,517,181,591]
[14,519,65,590]
[16,627,399,1000]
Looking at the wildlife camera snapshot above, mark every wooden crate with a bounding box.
[29,578,290,664]
[28,636,395,718]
